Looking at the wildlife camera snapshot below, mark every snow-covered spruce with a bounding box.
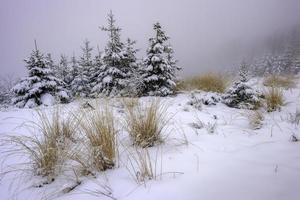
[140,22,180,96]
[120,38,144,97]
[58,55,73,91]
[12,44,70,108]
[222,62,261,110]
[89,46,103,98]
[71,40,93,97]
[0,75,16,107]
[252,54,284,76]
[92,11,133,97]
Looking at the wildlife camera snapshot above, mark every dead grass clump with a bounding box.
[263,75,296,89]
[121,97,139,110]
[264,87,284,112]
[124,99,168,148]
[4,108,78,180]
[175,80,187,92]
[182,73,227,93]
[246,110,264,129]
[126,148,155,184]
[79,105,116,172]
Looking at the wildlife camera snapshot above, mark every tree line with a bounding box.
[11,11,181,108]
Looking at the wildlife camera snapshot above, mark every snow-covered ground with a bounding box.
[0,79,300,200]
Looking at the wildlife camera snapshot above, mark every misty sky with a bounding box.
[1,0,300,78]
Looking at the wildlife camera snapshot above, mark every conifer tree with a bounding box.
[12,42,70,108]
[95,11,129,96]
[141,22,180,96]
[90,46,104,97]
[222,61,261,110]
[45,53,59,76]
[58,55,68,81]
[121,38,143,96]
[69,54,79,95]
[71,40,93,97]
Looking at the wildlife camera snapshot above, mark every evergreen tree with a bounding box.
[141,22,180,96]
[280,28,300,74]
[69,54,80,95]
[222,62,261,110]
[281,44,300,74]
[12,42,70,108]
[89,46,104,97]
[71,40,93,97]
[281,45,294,74]
[95,11,128,96]
[252,53,284,76]
[0,75,17,106]
[45,53,59,76]
[123,38,139,71]
[58,55,69,81]
[121,38,143,96]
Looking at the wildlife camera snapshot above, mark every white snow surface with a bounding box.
[0,79,300,200]
[40,93,56,106]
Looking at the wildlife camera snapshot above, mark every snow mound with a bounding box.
[40,93,55,106]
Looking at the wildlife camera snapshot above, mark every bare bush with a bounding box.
[288,109,300,125]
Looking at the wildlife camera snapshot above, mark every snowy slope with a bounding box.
[0,80,300,200]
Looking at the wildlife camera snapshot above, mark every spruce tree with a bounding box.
[12,42,70,108]
[45,53,59,77]
[90,46,104,97]
[121,38,142,96]
[72,40,93,97]
[58,55,68,81]
[141,22,180,96]
[95,11,129,96]
[69,54,80,95]
[222,62,261,110]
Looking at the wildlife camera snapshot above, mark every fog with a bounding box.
[1,0,300,77]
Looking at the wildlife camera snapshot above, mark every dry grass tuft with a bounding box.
[179,73,228,93]
[124,99,168,148]
[3,108,79,180]
[126,148,155,184]
[79,105,116,172]
[246,110,264,129]
[263,74,296,89]
[121,97,139,110]
[264,87,284,112]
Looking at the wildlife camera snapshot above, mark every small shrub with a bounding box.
[187,93,202,110]
[290,134,298,142]
[79,105,116,172]
[288,109,300,125]
[204,121,217,134]
[263,75,296,89]
[124,99,168,148]
[264,87,284,112]
[180,73,227,93]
